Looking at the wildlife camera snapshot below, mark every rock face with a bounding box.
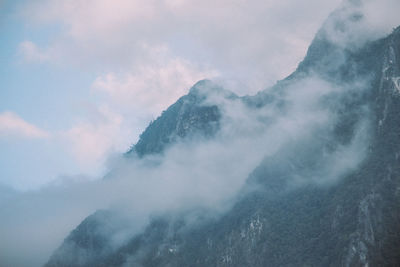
[46,15,400,267]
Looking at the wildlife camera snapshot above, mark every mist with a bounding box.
[0,72,372,267]
[321,0,400,49]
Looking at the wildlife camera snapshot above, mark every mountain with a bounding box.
[46,7,400,267]
[125,79,236,157]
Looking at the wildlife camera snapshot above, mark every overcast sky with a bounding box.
[3,0,399,191]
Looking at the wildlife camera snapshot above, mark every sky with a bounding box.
[0,0,346,191]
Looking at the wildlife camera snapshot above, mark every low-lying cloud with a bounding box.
[0,71,372,266]
[321,0,400,49]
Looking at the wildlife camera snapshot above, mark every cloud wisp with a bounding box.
[18,0,342,91]
[0,111,50,139]
[320,0,400,49]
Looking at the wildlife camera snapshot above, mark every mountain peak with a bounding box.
[189,79,238,101]
[188,79,221,96]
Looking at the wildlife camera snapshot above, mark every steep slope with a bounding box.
[126,79,235,157]
[46,16,400,267]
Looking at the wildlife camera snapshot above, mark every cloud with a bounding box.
[19,0,400,76]
[320,0,400,49]
[11,0,399,184]
[18,41,51,63]
[92,48,219,117]
[70,47,218,174]
[0,71,372,266]
[19,0,343,91]
[6,0,345,188]
[60,106,132,175]
[0,111,50,139]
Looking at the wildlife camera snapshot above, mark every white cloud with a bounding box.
[92,51,218,117]
[320,0,400,49]
[0,111,50,139]
[19,0,343,90]
[61,106,131,175]
[18,41,51,63]
[18,0,400,88]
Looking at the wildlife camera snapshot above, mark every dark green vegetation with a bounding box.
[46,21,400,267]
